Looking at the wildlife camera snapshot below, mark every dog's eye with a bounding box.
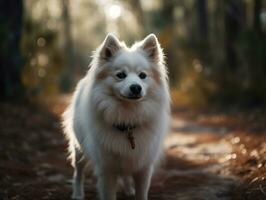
[139,72,147,79]
[116,72,127,79]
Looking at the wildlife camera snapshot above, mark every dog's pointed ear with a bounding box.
[140,34,161,63]
[100,33,121,61]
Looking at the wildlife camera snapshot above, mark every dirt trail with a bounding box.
[152,118,236,200]
[0,102,265,200]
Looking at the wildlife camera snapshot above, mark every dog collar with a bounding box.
[113,124,136,132]
[113,124,136,150]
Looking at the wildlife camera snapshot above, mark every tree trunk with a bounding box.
[0,0,24,100]
[60,0,75,91]
[254,0,262,35]
[224,0,245,70]
[209,1,226,67]
[196,0,208,42]
[126,0,146,35]
[159,0,178,84]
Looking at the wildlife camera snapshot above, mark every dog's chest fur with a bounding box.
[100,145,156,175]
[93,123,160,172]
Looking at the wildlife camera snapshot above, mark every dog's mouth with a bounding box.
[119,94,143,101]
[126,95,142,100]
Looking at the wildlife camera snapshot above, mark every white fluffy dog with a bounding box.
[62,33,170,200]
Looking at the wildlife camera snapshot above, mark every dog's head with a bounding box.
[90,34,169,124]
[93,33,166,102]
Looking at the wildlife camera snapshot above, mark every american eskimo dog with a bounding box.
[62,33,170,200]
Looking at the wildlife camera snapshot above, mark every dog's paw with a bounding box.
[124,186,135,197]
[71,193,84,200]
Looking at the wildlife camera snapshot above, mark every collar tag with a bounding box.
[127,130,135,150]
[113,124,136,150]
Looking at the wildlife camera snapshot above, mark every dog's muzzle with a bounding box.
[126,84,142,100]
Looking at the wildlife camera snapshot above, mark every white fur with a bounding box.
[62,33,170,200]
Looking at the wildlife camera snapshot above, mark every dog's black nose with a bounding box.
[130,84,142,95]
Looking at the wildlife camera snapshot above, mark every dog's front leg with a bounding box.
[72,149,88,200]
[133,166,153,200]
[97,171,117,200]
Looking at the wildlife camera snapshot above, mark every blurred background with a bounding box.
[1,1,266,199]
[1,0,266,108]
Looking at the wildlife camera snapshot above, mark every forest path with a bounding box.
[0,100,265,200]
[151,117,237,200]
